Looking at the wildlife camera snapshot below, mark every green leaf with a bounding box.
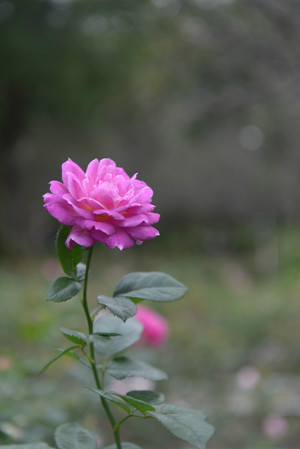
[148,404,215,449]
[55,423,97,449]
[113,272,188,303]
[106,356,167,381]
[64,351,83,362]
[76,263,86,281]
[88,388,132,413]
[92,332,121,338]
[90,388,156,414]
[103,443,143,449]
[56,225,84,278]
[126,390,164,404]
[112,392,156,414]
[97,295,137,322]
[60,327,88,345]
[47,277,82,302]
[39,345,80,374]
[0,445,54,449]
[93,316,143,357]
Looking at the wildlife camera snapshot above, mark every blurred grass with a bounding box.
[1,225,300,448]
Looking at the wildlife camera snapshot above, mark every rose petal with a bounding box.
[62,158,85,185]
[66,172,86,200]
[84,220,115,235]
[127,226,160,241]
[93,208,124,220]
[43,198,77,225]
[106,230,135,250]
[66,227,95,248]
[92,185,115,209]
[145,212,160,225]
[62,194,94,219]
[121,215,149,227]
[132,187,153,204]
[49,181,67,197]
[86,158,99,184]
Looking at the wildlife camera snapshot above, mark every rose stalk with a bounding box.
[44,158,162,448]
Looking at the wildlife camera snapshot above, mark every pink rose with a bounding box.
[135,305,169,348]
[43,158,160,250]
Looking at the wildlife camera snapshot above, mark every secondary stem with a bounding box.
[82,245,122,449]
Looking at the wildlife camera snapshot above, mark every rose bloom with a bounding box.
[135,305,169,348]
[43,158,160,250]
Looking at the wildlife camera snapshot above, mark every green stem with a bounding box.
[82,246,94,335]
[81,245,122,449]
[115,414,154,433]
[115,415,131,432]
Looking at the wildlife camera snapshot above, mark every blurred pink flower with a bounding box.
[135,305,169,348]
[0,356,12,372]
[43,158,159,250]
[262,415,288,439]
[236,365,261,390]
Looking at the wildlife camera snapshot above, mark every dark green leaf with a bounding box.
[127,390,164,404]
[64,351,82,362]
[88,388,132,413]
[103,443,142,449]
[113,272,188,303]
[47,277,82,302]
[60,327,88,345]
[112,392,156,413]
[55,423,97,449]
[106,356,167,381]
[148,404,215,449]
[39,345,80,374]
[97,295,137,322]
[93,316,143,357]
[56,226,84,278]
[66,352,91,367]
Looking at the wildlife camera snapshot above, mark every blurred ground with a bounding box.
[0,225,300,449]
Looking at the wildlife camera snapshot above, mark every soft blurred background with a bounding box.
[1,0,300,447]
